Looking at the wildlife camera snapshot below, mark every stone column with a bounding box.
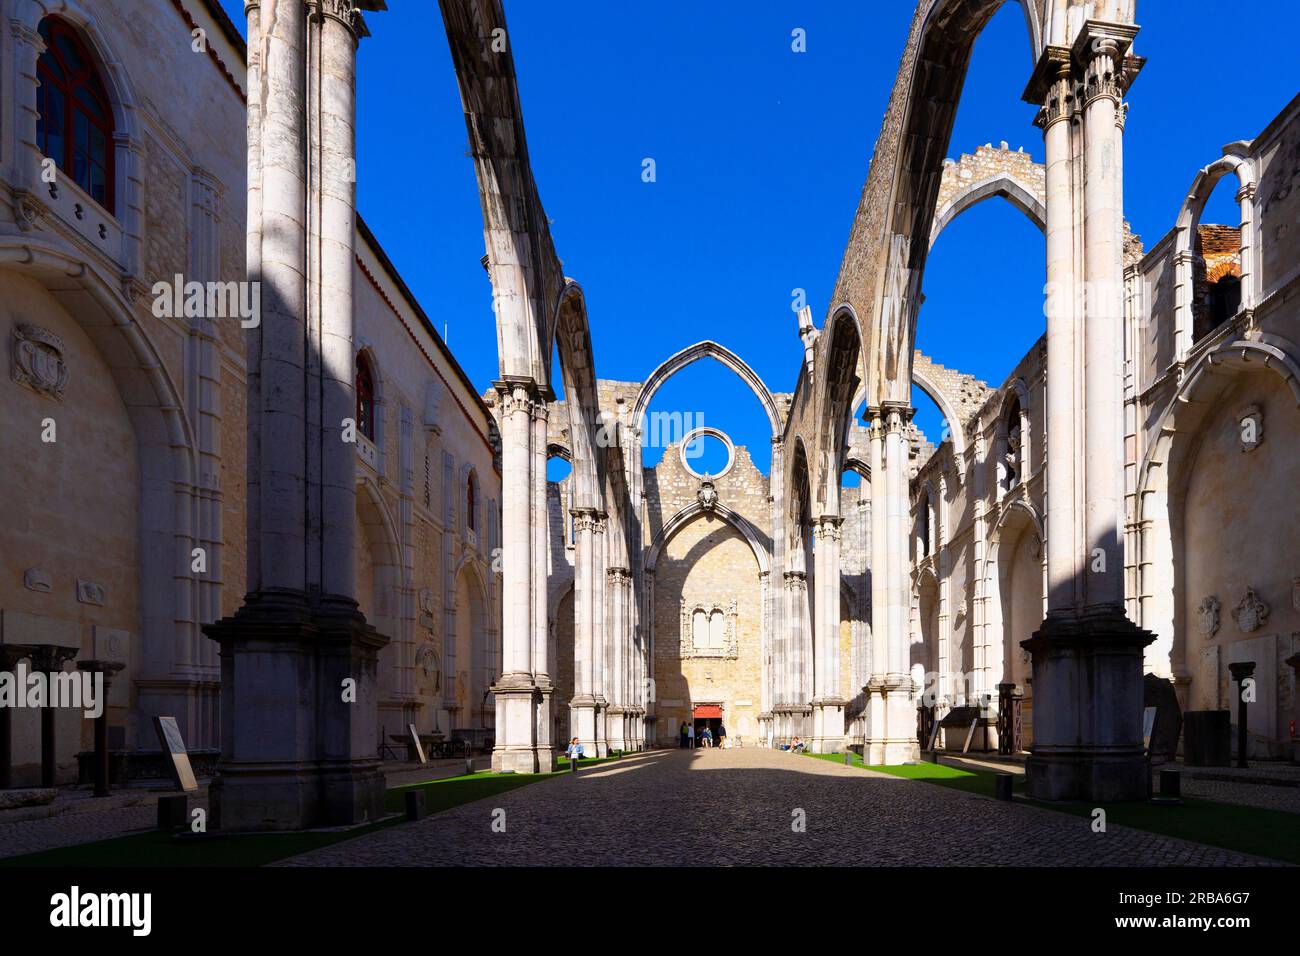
[592,512,610,756]
[881,403,919,764]
[767,438,786,739]
[569,508,600,757]
[864,410,888,763]
[1286,654,1300,765]
[0,648,26,789]
[31,645,78,788]
[1021,23,1154,802]
[811,516,846,752]
[784,568,808,741]
[490,381,542,773]
[204,0,388,830]
[530,400,553,769]
[607,566,629,753]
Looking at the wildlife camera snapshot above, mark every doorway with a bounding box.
[693,704,723,747]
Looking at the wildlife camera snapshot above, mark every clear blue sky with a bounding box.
[218,0,1296,476]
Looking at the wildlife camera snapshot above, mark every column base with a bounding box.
[1022,607,1155,802]
[810,698,847,753]
[491,679,545,774]
[568,695,601,759]
[606,705,628,753]
[202,589,389,831]
[864,678,919,765]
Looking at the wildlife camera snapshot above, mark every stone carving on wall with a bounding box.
[1237,404,1263,452]
[680,598,739,660]
[11,324,70,400]
[417,642,442,694]
[697,479,717,512]
[76,579,105,606]
[1232,587,1269,633]
[23,568,52,593]
[1196,596,1221,638]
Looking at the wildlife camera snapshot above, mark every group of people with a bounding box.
[678,721,726,749]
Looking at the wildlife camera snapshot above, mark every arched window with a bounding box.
[36,17,114,212]
[466,473,478,532]
[1002,394,1023,493]
[355,353,376,441]
[918,489,932,558]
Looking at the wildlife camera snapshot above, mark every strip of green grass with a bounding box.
[862,759,1300,864]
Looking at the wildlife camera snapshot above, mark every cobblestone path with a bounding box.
[281,748,1282,867]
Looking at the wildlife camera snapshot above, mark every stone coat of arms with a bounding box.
[1232,587,1269,634]
[697,479,717,512]
[11,324,69,400]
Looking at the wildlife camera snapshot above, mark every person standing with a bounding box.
[679,721,689,749]
[717,723,727,749]
[686,722,695,749]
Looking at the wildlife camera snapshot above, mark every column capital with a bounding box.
[1023,44,1073,129]
[312,0,376,42]
[881,401,914,434]
[1071,20,1143,107]
[813,515,843,540]
[607,565,630,582]
[494,377,545,418]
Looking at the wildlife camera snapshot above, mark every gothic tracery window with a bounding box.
[36,17,114,212]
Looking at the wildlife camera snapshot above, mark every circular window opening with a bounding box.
[679,427,735,479]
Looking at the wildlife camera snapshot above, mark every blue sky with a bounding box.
[218,1,1296,477]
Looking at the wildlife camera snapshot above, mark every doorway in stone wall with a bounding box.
[693,703,723,747]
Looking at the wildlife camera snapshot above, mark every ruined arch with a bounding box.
[829,0,1051,410]
[815,306,865,514]
[633,340,782,438]
[1172,147,1257,358]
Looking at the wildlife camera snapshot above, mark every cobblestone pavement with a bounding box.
[0,757,495,861]
[0,791,209,860]
[280,748,1284,867]
[1179,777,1300,813]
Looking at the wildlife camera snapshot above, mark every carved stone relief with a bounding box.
[1232,587,1269,634]
[11,324,69,400]
[1196,595,1220,638]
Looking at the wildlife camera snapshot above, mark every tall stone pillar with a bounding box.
[864,410,889,763]
[592,512,610,756]
[881,403,919,763]
[570,508,601,757]
[811,516,846,752]
[530,399,553,769]
[607,566,629,752]
[1022,23,1154,802]
[203,0,388,831]
[490,381,543,773]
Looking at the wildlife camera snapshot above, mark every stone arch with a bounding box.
[357,476,407,730]
[911,565,941,697]
[981,497,1045,696]
[1136,337,1300,686]
[929,144,1047,248]
[994,377,1032,496]
[0,236,211,742]
[452,555,491,729]
[830,0,1051,409]
[645,501,771,577]
[552,281,605,510]
[354,339,387,452]
[633,340,782,439]
[814,306,865,514]
[1172,147,1258,359]
[854,356,972,459]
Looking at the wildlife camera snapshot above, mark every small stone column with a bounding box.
[77,661,124,797]
[30,645,78,788]
[0,648,28,789]
[1286,654,1300,764]
[592,512,610,756]
[864,410,889,764]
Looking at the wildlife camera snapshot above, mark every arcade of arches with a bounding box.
[1,0,1295,834]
